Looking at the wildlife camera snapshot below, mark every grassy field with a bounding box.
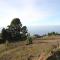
[0,35,60,60]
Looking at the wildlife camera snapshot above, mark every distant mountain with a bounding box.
[27,25,60,35]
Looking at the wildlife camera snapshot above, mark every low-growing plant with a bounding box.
[28,37,32,44]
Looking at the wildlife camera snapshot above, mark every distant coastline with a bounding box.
[28,25,60,35]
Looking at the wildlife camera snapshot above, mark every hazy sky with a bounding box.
[0,0,60,28]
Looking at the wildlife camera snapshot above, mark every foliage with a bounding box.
[28,37,32,44]
[27,33,33,44]
[34,34,41,38]
[2,28,7,40]
[1,18,28,42]
[48,32,60,36]
[21,26,28,40]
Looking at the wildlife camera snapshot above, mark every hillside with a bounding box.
[0,35,60,60]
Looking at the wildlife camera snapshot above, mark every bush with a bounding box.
[28,37,32,44]
[26,37,33,45]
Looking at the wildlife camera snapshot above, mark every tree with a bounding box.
[21,26,27,34]
[7,18,22,41]
[1,28,7,43]
[21,26,28,40]
[2,28,7,40]
[1,18,28,42]
[11,18,22,27]
[10,18,22,32]
[48,32,56,36]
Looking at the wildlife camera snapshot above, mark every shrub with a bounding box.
[28,37,32,44]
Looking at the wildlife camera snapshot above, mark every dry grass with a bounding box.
[0,35,60,60]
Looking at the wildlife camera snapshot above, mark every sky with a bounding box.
[0,0,60,34]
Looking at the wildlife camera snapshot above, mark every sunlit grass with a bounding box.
[0,35,59,60]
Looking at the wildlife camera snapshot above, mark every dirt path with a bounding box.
[38,52,46,60]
